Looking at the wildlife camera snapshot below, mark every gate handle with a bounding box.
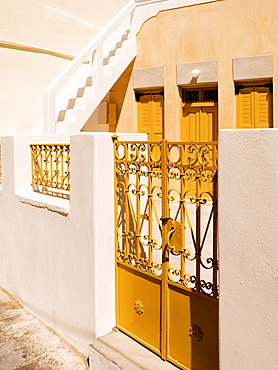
[167,220,186,255]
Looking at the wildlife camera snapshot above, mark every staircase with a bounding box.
[56,29,135,134]
[43,0,212,135]
[43,1,136,135]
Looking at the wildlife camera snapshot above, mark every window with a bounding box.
[182,87,218,104]
[136,91,164,141]
[235,81,273,129]
[181,87,218,142]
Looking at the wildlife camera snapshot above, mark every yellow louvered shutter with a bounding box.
[138,94,152,135]
[236,83,272,129]
[254,86,272,128]
[152,94,163,141]
[236,87,253,129]
[137,92,163,141]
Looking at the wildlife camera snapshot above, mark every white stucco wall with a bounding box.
[0,0,128,136]
[1,127,277,364]
[0,132,144,354]
[218,129,278,369]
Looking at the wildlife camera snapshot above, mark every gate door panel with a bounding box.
[114,139,218,370]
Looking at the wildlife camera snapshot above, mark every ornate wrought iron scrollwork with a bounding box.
[134,300,144,315]
[30,143,70,191]
[167,220,190,256]
[114,139,218,298]
[189,325,203,342]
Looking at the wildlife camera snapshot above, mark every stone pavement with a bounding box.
[0,286,89,370]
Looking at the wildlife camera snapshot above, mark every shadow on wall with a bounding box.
[111,60,135,124]
[32,185,70,200]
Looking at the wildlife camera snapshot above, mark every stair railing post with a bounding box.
[92,45,103,88]
[43,89,56,135]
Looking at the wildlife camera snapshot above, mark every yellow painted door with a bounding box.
[181,104,218,199]
[137,92,163,141]
[181,104,218,142]
[181,106,201,142]
[236,84,272,128]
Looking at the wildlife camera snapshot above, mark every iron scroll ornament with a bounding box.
[189,325,203,342]
[134,300,144,315]
[166,219,190,256]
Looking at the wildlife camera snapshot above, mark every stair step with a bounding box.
[53,28,136,134]
[107,55,119,67]
[103,29,129,52]
[88,331,179,370]
[103,64,112,76]
[74,97,94,110]
[58,76,92,109]
[64,107,85,121]
[57,110,67,122]
[103,35,131,65]
[83,86,95,98]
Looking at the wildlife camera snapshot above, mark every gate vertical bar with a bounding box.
[180,144,186,279]
[161,139,169,359]
[195,173,201,293]
[113,135,120,326]
[148,148,153,267]
[212,147,218,298]
[136,149,141,261]
[124,142,131,257]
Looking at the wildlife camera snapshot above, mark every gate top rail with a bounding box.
[114,140,218,169]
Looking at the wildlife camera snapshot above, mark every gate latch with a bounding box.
[167,220,186,255]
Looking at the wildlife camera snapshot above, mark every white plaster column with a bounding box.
[218,128,278,369]
[71,132,146,339]
[0,136,15,195]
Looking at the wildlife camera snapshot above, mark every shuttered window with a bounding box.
[136,91,164,141]
[236,82,273,129]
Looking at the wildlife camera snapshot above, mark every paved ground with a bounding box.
[0,286,89,370]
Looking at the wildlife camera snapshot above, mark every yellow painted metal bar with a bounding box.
[195,171,201,293]
[148,162,154,266]
[124,143,131,257]
[180,145,186,279]
[212,169,218,298]
[136,157,141,261]
[112,135,120,326]
[161,139,169,359]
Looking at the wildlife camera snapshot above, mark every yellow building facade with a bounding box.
[109,0,277,141]
[1,1,277,370]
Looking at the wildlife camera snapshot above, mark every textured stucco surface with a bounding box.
[218,129,278,369]
[133,66,164,89]
[176,60,218,85]
[0,0,128,136]
[116,0,278,140]
[0,286,89,369]
[233,55,273,81]
[0,132,144,355]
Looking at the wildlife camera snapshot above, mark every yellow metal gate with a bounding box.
[113,138,218,370]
